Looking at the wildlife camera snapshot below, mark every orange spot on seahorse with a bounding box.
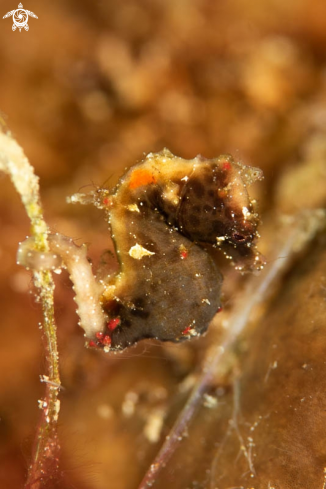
[129,169,157,189]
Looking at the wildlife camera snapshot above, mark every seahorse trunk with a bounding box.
[102,176,223,350]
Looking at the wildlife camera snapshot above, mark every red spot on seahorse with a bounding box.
[102,335,112,346]
[103,197,112,206]
[182,326,191,335]
[222,161,231,171]
[107,317,121,331]
[179,245,188,259]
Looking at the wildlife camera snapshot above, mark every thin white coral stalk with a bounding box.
[0,126,61,489]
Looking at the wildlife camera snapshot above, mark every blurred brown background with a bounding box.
[1,1,326,488]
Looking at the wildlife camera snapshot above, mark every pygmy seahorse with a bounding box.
[18,149,264,352]
[83,149,263,350]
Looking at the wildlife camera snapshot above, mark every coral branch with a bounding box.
[0,128,61,489]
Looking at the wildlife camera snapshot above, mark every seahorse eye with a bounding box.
[232,233,246,242]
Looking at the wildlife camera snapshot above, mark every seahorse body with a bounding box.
[96,149,263,350]
[16,149,263,351]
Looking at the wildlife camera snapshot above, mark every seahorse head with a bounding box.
[133,150,264,271]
